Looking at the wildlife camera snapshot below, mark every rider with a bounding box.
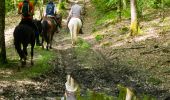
[67,0,84,34]
[45,0,58,28]
[18,0,41,46]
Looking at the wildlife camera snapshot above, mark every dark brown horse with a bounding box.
[14,24,35,69]
[13,19,41,69]
[41,14,62,50]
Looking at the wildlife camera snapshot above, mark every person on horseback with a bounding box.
[67,0,84,34]
[18,0,41,46]
[45,0,58,28]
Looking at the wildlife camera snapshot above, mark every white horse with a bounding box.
[68,17,82,45]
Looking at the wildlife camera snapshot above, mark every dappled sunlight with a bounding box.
[0,69,13,78]
[16,79,41,86]
[54,44,73,50]
[5,28,15,46]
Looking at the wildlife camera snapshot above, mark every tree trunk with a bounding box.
[117,0,122,21]
[66,0,69,3]
[0,0,7,63]
[122,0,127,9]
[161,0,165,21]
[130,0,139,36]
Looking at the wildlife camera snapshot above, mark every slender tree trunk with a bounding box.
[65,0,69,3]
[130,0,139,36]
[122,0,127,9]
[0,0,7,63]
[117,0,122,21]
[161,0,165,21]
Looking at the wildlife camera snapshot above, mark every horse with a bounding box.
[13,24,35,69]
[33,19,42,45]
[41,14,62,50]
[68,17,82,45]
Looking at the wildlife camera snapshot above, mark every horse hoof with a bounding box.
[22,61,26,66]
[46,46,49,50]
[31,62,34,66]
[17,67,21,72]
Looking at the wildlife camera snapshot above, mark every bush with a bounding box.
[91,0,117,12]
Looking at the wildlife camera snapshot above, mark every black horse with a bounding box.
[41,14,62,50]
[14,24,35,68]
[13,19,42,69]
[33,19,42,46]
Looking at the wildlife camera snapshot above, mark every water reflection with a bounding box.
[60,77,158,100]
[61,74,78,100]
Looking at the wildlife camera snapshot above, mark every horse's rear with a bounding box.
[68,18,82,45]
[13,24,35,69]
[41,14,62,50]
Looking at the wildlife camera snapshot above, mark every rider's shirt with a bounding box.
[18,1,34,20]
[45,2,57,17]
[69,4,82,18]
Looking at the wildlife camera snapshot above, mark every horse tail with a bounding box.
[42,20,49,42]
[13,26,25,59]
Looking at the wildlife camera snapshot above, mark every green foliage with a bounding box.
[91,0,117,12]
[5,0,16,13]
[147,77,162,85]
[164,0,170,7]
[76,38,91,50]
[142,94,156,100]
[58,1,66,10]
[95,34,103,42]
[122,8,131,19]
[76,90,114,100]
[95,11,117,25]
[147,0,162,9]
[137,0,144,17]
[117,84,127,100]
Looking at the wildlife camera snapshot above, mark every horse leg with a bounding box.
[22,44,28,66]
[14,42,26,68]
[50,32,54,49]
[46,35,50,50]
[42,37,45,49]
[73,24,78,45]
[23,44,28,57]
[31,43,35,66]
[69,25,74,45]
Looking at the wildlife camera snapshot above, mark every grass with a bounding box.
[0,46,57,80]
[95,11,117,26]
[76,38,91,50]
[95,34,104,42]
[147,77,162,85]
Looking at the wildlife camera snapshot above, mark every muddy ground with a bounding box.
[0,0,170,100]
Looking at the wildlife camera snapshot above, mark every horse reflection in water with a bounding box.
[68,17,82,45]
[41,14,62,50]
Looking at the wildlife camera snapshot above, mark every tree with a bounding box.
[0,0,7,63]
[130,0,140,36]
[117,0,122,21]
[122,0,127,9]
